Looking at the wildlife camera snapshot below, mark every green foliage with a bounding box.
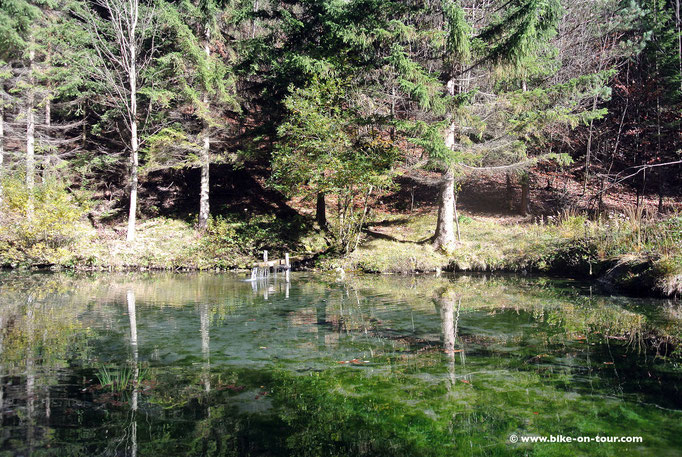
[200,213,311,266]
[272,76,399,252]
[478,0,562,69]
[97,364,148,392]
[143,126,202,172]
[443,0,471,65]
[0,0,42,57]
[0,175,89,266]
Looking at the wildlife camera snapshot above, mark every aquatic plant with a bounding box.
[97,364,148,392]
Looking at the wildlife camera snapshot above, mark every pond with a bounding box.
[0,271,681,456]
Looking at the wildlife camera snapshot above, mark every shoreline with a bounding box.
[2,253,679,299]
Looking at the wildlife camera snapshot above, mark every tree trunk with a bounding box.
[0,105,4,206]
[26,43,36,217]
[316,192,327,229]
[454,192,461,242]
[251,0,259,38]
[583,96,597,193]
[44,93,51,179]
[675,0,682,91]
[126,47,139,242]
[434,75,458,251]
[505,173,513,211]
[199,134,210,229]
[520,173,530,216]
[433,170,455,250]
[45,98,50,128]
[657,171,665,213]
[198,36,211,230]
[44,44,51,176]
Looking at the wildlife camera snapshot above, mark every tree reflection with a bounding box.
[435,288,465,391]
[200,302,211,393]
[127,289,138,457]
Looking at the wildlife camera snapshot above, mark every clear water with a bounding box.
[0,271,681,456]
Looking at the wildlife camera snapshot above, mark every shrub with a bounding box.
[0,176,89,266]
[198,213,312,267]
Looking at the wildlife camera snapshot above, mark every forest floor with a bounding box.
[298,166,682,297]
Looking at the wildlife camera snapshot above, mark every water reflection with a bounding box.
[200,302,211,393]
[249,274,290,300]
[127,289,138,457]
[434,288,464,391]
[0,272,680,456]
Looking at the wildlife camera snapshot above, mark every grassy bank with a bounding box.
[0,178,326,270]
[321,209,682,297]
[1,178,680,297]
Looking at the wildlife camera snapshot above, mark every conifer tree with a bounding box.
[0,0,90,212]
[393,0,611,251]
[0,0,43,214]
[151,0,239,230]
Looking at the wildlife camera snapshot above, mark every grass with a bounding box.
[96,364,148,392]
[328,212,546,273]
[325,209,682,297]
[2,177,679,296]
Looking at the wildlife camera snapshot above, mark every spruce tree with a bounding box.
[151,0,239,230]
[0,1,90,212]
[391,1,611,251]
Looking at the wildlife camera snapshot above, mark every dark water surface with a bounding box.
[0,272,681,456]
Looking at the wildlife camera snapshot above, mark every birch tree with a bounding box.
[86,0,157,242]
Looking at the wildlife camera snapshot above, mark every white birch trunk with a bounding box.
[198,37,211,230]
[127,41,139,242]
[26,44,36,217]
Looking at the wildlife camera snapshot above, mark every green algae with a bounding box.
[0,272,680,456]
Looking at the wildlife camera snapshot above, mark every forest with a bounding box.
[2,2,682,455]
[0,0,681,296]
